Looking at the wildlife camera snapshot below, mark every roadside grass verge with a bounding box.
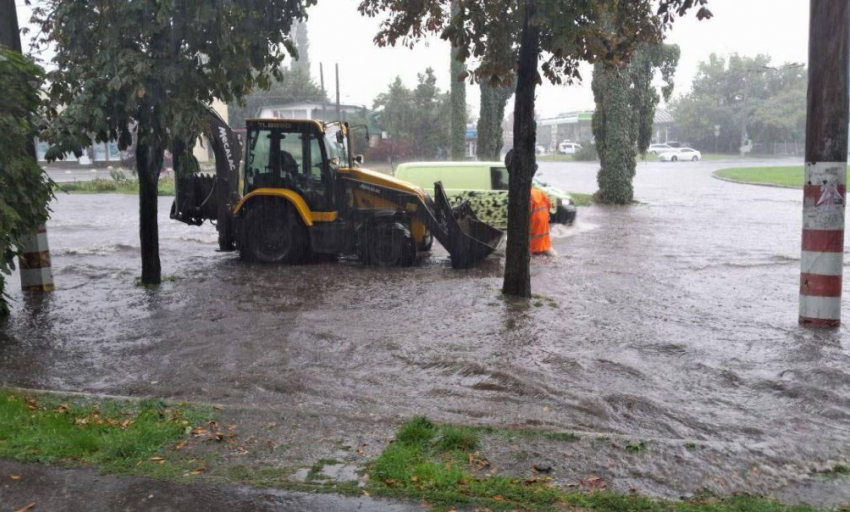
[58,176,176,196]
[568,192,593,207]
[0,389,213,477]
[714,166,850,188]
[367,417,820,512]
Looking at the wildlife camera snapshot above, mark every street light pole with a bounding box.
[799,0,849,327]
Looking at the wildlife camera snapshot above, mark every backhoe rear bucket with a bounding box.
[424,182,504,269]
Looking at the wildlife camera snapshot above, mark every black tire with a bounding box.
[671,156,678,162]
[240,200,309,264]
[692,156,699,162]
[359,221,416,267]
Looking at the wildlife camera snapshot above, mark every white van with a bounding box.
[558,142,583,155]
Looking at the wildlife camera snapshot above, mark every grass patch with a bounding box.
[568,192,594,207]
[369,417,819,512]
[0,390,212,475]
[814,464,849,478]
[306,458,341,481]
[59,176,177,196]
[714,166,850,188]
[625,441,648,454]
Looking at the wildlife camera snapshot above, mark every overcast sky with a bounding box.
[17,0,810,119]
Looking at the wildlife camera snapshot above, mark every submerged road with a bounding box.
[2,158,849,503]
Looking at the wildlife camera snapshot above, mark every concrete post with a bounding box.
[19,225,54,292]
[799,0,849,327]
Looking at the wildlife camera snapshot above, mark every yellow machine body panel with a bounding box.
[338,167,428,201]
[233,188,338,226]
[343,167,429,243]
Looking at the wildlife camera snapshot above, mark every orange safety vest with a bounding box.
[529,187,552,254]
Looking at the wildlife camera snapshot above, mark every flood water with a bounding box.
[2,159,849,499]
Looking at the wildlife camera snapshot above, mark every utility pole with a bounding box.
[0,0,55,294]
[799,0,849,327]
[335,63,341,122]
[319,63,327,121]
[0,0,22,51]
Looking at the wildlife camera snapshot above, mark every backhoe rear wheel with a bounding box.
[240,200,309,264]
[359,221,416,267]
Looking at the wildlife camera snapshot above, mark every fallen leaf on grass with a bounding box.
[149,457,166,464]
[213,406,223,411]
[173,441,187,450]
[411,475,419,482]
[362,491,370,497]
[11,503,36,512]
[190,467,205,475]
[55,404,70,413]
[10,474,21,480]
[190,427,208,437]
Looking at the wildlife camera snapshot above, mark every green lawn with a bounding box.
[714,166,850,188]
[59,177,176,196]
[0,389,212,476]
[368,417,821,512]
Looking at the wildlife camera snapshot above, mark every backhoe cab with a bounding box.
[172,112,503,269]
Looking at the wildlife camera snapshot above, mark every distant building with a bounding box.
[536,111,594,153]
[535,108,676,153]
[257,101,366,123]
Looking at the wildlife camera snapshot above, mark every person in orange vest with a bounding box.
[530,187,556,256]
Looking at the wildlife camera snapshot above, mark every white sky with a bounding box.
[17,0,810,118]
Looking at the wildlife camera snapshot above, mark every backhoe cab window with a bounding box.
[247,129,273,187]
[324,125,348,168]
[244,126,331,210]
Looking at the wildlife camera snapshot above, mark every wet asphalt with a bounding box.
[3,158,850,505]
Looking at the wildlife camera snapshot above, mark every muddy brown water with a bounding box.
[2,159,849,501]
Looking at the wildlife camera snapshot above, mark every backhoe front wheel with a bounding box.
[359,221,416,267]
[240,201,309,264]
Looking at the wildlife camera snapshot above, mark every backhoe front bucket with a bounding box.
[424,182,504,269]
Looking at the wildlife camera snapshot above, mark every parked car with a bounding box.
[558,142,583,155]
[658,147,702,162]
[536,145,547,155]
[648,143,675,155]
[394,161,577,229]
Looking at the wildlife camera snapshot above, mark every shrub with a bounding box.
[573,141,598,161]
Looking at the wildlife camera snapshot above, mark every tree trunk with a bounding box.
[449,0,467,161]
[502,1,540,298]
[136,123,163,285]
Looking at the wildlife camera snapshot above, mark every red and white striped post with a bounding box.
[19,225,54,292]
[799,0,849,328]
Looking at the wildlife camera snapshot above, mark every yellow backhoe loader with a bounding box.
[171,111,503,269]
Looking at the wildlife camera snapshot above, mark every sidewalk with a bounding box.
[0,460,421,512]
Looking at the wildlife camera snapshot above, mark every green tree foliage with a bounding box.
[33,0,315,285]
[476,79,514,161]
[358,0,710,296]
[372,69,450,161]
[593,44,680,204]
[227,66,327,129]
[671,54,806,153]
[0,49,54,317]
[449,0,467,161]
